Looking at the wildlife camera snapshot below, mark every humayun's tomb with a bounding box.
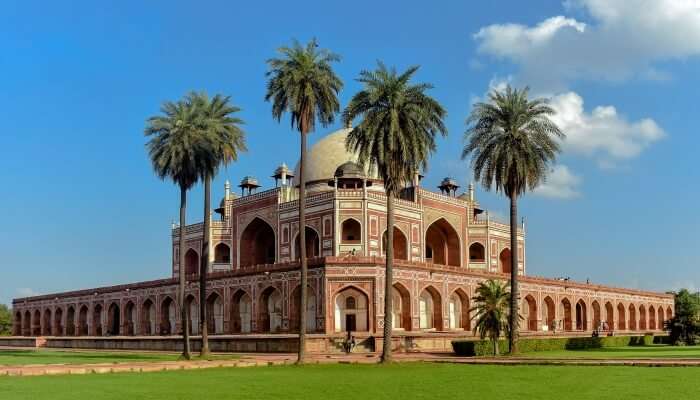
[9,128,673,352]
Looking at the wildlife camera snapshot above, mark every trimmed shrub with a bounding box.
[452,335,671,356]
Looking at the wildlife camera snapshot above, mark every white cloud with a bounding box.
[475,0,700,88]
[16,288,38,297]
[548,92,666,166]
[533,165,582,199]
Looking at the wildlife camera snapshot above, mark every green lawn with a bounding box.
[1,363,699,400]
[524,345,700,359]
[0,349,236,366]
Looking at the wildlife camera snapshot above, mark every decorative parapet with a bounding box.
[418,188,469,207]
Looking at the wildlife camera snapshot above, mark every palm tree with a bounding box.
[462,85,564,354]
[187,92,247,356]
[470,279,511,356]
[265,39,342,363]
[343,63,447,363]
[145,96,211,359]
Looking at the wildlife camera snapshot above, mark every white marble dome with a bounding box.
[293,127,378,185]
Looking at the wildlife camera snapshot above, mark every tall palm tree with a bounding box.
[343,63,447,363]
[188,92,247,356]
[470,279,511,356]
[462,85,564,354]
[265,39,342,363]
[145,96,211,359]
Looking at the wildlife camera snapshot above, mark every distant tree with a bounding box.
[462,86,564,353]
[470,280,511,356]
[667,289,700,345]
[188,92,247,357]
[266,38,342,364]
[0,304,11,336]
[146,96,211,359]
[343,62,447,363]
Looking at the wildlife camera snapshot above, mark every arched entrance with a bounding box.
[294,227,320,260]
[258,287,282,333]
[382,227,408,261]
[230,290,252,333]
[334,287,369,333]
[666,307,673,321]
[239,217,276,267]
[425,218,460,267]
[186,295,199,335]
[214,243,231,263]
[124,302,135,336]
[575,300,587,331]
[142,299,155,335]
[290,285,317,333]
[53,308,63,336]
[77,306,88,335]
[184,249,199,276]
[639,305,647,330]
[523,295,537,331]
[92,304,103,336]
[617,303,626,330]
[42,309,52,336]
[206,293,224,334]
[605,302,614,331]
[160,297,176,335]
[449,289,470,331]
[392,283,412,330]
[543,296,555,331]
[658,307,665,330]
[23,311,31,336]
[649,306,656,331]
[32,310,41,336]
[592,301,601,330]
[14,312,22,336]
[560,298,572,331]
[66,307,76,336]
[106,303,120,335]
[341,219,361,243]
[419,286,443,330]
[499,248,512,274]
[469,242,485,262]
[628,304,637,331]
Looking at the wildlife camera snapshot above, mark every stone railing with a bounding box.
[232,188,280,206]
[418,188,468,207]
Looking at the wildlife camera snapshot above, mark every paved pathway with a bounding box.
[3,351,700,377]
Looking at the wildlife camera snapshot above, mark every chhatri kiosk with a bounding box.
[12,128,673,351]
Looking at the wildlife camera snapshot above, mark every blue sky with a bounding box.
[1,0,699,306]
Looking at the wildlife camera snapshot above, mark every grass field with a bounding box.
[0,349,236,366]
[1,363,699,400]
[524,345,700,359]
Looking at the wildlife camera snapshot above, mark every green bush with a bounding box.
[451,335,670,356]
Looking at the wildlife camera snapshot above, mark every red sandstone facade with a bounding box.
[11,128,673,344]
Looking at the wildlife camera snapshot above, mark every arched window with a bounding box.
[231,290,252,334]
[258,287,282,333]
[214,243,231,263]
[334,287,369,333]
[425,219,460,266]
[294,227,320,260]
[499,248,512,274]
[341,219,361,243]
[419,287,442,330]
[346,296,356,310]
[469,242,485,262]
[184,249,199,276]
[523,295,537,331]
[382,227,408,261]
[239,218,276,267]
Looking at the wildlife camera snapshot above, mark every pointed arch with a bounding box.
[591,300,601,331]
[184,249,199,276]
[382,226,409,261]
[239,217,276,267]
[392,282,412,330]
[418,286,443,330]
[230,289,252,333]
[42,309,52,336]
[185,294,199,335]
[560,298,572,331]
[258,286,283,333]
[448,289,469,330]
[617,303,626,331]
[575,299,587,331]
[658,307,665,330]
[333,286,369,333]
[341,218,362,243]
[160,296,176,335]
[206,292,224,334]
[23,310,31,336]
[66,306,76,336]
[605,302,614,331]
[294,226,320,260]
[469,242,485,262]
[290,284,318,333]
[425,218,461,267]
[523,295,537,331]
[52,307,64,336]
[639,305,647,330]
[32,310,41,336]
[628,304,637,331]
[142,298,156,335]
[499,248,512,274]
[214,243,231,263]
[123,301,135,336]
[543,296,555,330]
[649,305,656,331]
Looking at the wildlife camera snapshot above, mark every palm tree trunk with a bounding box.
[179,186,191,359]
[381,191,395,363]
[508,190,519,354]
[200,174,211,356]
[297,129,308,364]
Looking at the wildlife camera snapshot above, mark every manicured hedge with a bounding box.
[452,334,668,356]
